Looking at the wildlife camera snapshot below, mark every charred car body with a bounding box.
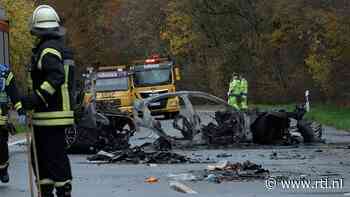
[65,67,136,153]
[67,90,322,153]
[65,102,136,153]
[133,91,323,147]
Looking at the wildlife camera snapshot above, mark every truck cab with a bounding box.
[0,9,9,66]
[0,10,10,105]
[95,66,134,114]
[131,55,181,118]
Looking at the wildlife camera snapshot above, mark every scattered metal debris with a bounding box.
[169,181,198,194]
[270,152,307,160]
[205,174,220,183]
[216,153,233,158]
[167,173,197,181]
[189,160,269,183]
[86,146,200,164]
[202,111,246,145]
[147,163,158,167]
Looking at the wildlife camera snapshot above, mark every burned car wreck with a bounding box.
[65,101,136,153]
[66,91,323,157]
[133,91,323,148]
[250,105,323,145]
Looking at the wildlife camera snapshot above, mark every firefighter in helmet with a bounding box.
[21,5,75,197]
[0,64,26,183]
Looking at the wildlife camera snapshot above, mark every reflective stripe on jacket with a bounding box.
[31,38,74,126]
[0,70,24,125]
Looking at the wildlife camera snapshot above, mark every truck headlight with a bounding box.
[168,98,178,107]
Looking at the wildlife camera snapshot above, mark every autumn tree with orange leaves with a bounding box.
[4,0,350,105]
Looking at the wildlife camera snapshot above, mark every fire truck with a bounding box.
[0,9,9,66]
[131,55,181,118]
[95,66,134,113]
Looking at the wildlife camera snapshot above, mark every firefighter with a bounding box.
[239,75,248,110]
[21,5,75,197]
[227,73,240,109]
[0,64,26,183]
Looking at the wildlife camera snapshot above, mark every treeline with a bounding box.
[0,0,34,89]
[160,0,350,105]
[3,0,350,105]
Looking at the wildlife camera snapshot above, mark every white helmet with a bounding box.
[31,5,60,29]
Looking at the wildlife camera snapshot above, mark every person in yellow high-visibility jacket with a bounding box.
[228,73,248,110]
[227,73,240,109]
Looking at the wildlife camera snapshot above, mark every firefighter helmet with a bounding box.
[31,5,60,30]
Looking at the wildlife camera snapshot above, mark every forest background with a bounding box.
[2,0,350,105]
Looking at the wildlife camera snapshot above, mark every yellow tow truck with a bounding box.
[131,55,181,118]
[94,66,134,114]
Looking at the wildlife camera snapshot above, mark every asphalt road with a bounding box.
[2,126,350,197]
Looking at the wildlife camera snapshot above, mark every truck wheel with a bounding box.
[297,120,315,143]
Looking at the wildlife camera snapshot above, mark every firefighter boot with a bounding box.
[0,165,9,183]
[41,184,55,197]
[56,183,72,197]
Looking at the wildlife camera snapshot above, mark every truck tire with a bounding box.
[297,120,316,143]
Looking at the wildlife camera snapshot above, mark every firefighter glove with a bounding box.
[21,93,41,110]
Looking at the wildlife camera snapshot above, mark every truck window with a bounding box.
[134,67,172,87]
[0,27,9,65]
[96,77,129,91]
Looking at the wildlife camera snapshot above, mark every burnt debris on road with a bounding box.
[86,145,203,164]
[167,160,270,184]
